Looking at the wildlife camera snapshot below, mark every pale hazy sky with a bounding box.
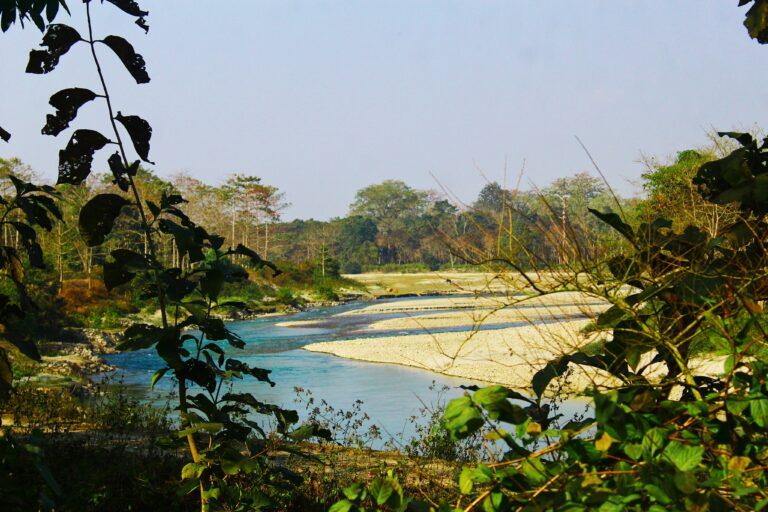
[2,1,768,219]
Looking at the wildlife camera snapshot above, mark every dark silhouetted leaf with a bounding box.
[10,222,44,268]
[115,111,153,163]
[0,350,12,400]
[288,423,333,442]
[200,266,224,301]
[57,129,112,185]
[78,193,130,246]
[26,23,81,74]
[532,356,573,398]
[100,35,149,83]
[181,360,216,393]
[103,248,147,290]
[43,87,98,136]
[232,244,281,276]
[0,246,24,283]
[0,125,9,142]
[104,0,148,33]
[1,4,16,32]
[589,208,635,243]
[46,0,62,23]
[107,152,130,191]
[158,219,204,262]
[224,359,275,386]
[119,323,162,351]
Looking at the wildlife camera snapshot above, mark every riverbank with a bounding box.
[302,291,617,393]
[301,288,729,395]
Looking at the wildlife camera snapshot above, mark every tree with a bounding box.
[640,148,738,236]
[337,215,378,272]
[349,180,429,264]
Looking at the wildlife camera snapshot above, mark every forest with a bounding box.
[3,1,768,511]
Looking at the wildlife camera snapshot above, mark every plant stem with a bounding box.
[84,1,168,328]
[84,3,201,509]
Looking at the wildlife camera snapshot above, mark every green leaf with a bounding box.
[342,483,364,501]
[231,244,281,276]
[673,470,697,495]
[750,397,768,427]
[662,441,703,472]
[79,194,130,246]
[443,395,484,439]
[328,500,355,512]
[623,443,643,461]
[745,0,768,43]
[521,457,548,485]
[221,460,240,476]
[643,483,672,505]
[369,477,394,506]
[642,427,667,458]
[180,462,199,480]
[176,422,223,438]
[473,386,528,425]
[158,219,204,262]
[459,467,473,494]
[150,367,169,390]
[596,305,630,329]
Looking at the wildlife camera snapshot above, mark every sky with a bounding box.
[2,1,768,220]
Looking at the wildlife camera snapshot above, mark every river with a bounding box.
[103,296,588,446]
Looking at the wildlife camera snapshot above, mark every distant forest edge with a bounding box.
[0,134,740,282]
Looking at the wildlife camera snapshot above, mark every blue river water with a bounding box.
[103,296,589,445]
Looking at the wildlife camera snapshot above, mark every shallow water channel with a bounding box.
[104,296,589,446]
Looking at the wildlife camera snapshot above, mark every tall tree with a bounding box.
[349,180,429,264]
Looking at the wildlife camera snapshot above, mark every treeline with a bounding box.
[0,139,733,287]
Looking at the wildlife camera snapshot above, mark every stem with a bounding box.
[85,1,168,328]
[85,3,200,508]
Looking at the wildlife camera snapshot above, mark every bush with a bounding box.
[313,285,339,302]
[340,261,362,274]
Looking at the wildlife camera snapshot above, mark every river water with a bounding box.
[103,296,588,445]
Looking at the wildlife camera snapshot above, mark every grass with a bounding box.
[343,270,517,296]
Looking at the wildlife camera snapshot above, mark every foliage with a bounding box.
[331,470,428,512]
[329,131,768,511]
[0,172,62,399]
[390,382,488,464]
[14,2,331,509]
[0,428,61,511]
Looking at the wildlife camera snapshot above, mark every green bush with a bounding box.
[313,285,339,302]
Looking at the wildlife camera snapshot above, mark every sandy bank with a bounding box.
[277,291,608,330]
[361,303,610,332]
[304,319,619,393]
[344,271,515,296]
